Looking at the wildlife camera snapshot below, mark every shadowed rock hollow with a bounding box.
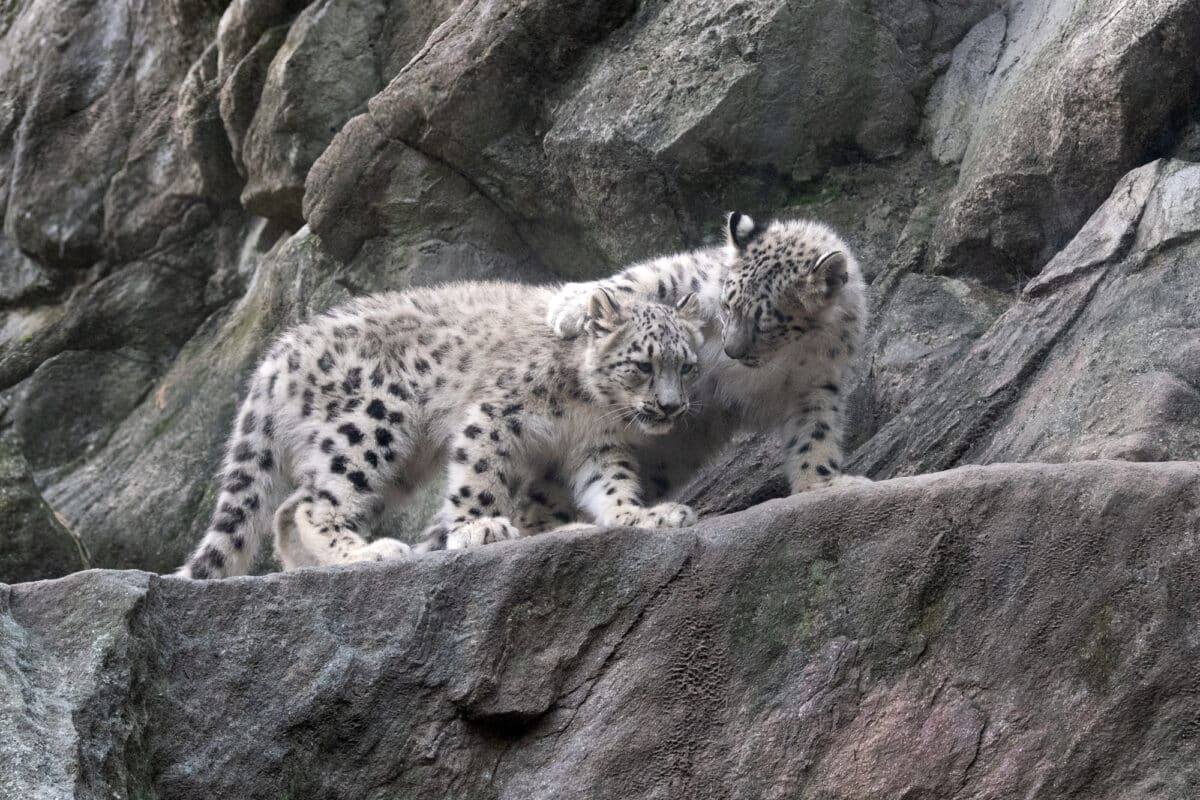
[2,0,1200,797]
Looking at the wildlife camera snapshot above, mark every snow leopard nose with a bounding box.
[723,324,754,361]
[657,401,683,418]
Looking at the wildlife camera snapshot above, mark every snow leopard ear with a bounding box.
[812,251,849,298]
[584,288,623,336]
[726,212,760,250]
[675,292,703,320]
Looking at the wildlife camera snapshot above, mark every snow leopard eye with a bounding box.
[634,361,653,374]
[680,363,695,375]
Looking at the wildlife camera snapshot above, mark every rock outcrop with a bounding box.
[3,462,1199,798]
[3,0,1199,575]
[2,1,1200,794]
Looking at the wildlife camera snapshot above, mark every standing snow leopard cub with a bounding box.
[178,282,703,579]
[538,213,867,515]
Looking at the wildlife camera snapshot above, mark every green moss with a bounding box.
[786,174,845,208]
[1079,607,1120,692]
[147,407,181,442]
[731,539,842,690]
[0,0,20,37]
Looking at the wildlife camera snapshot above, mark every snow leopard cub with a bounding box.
[178,282,703,579]
[536,212,867,520]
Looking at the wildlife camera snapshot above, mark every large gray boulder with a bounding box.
[311,0,998,272]
[3,461,1198,798]
[927,0,1200,286]
[856,158,1200,478]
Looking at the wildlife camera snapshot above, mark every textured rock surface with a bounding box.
[929,0,1200,286]
[4,462,1200,798]
[691,156,1200,513]
[856,158,1200,478]
[1,0,1199,587]
[0,432,86,583]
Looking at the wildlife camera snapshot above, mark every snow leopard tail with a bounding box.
[177,365,285,579]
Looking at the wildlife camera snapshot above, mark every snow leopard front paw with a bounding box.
[797,474,874,493]
[607,502,698,529]
[362,537,412,561]
[445,517,522,550]
[545,283,594,339]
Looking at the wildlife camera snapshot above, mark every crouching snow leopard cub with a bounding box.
[178,282,703,579]
[533,212,868,523]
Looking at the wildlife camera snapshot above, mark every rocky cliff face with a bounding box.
[4,463,1200,798]
[2,1,1200,797]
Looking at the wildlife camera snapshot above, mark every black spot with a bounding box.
[338,423,364,445]
[321,438,335,454]
[414,359,431,374]
[812,430,826,441]
[490,430,501,442]
[224,469,252,493]
[370,366,384,387]
[477,490,495,507]
[241,412,257,435]
[262,415,275,438]
[480,403,496,417]
[507,418,523,436]
[365,451,379,468]
[242,494,260,511]
[341,367,362,394]
[822,383,839,394]
[387,383,410,400]
[347,471,370,492]
[375,428,393,448]
[464,424,483,439]
[258,450,274,470]
[317,351,335,373]
[474,459,490,473]
[233,441,255,462]
[816,465,831,476]
[366,399,387,420]
[388,411,405,425]
[454,448,469,464]
[190,562,211,579]
[205,547,226,569]
[317,490,340,507]
[502,403,523,416]
[331,455,348,474]
[459,486,473,498]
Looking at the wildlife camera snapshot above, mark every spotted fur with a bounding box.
[542,213,867,516]
[177,283,703,579]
